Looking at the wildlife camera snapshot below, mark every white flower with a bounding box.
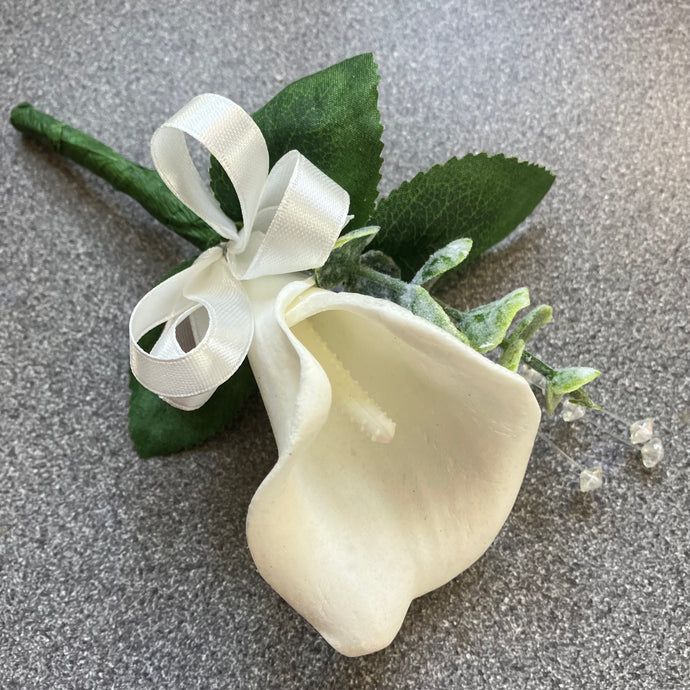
[244,273,541,657]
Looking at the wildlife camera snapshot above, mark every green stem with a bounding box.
[10,102,221,251]
[350,262,409,302]
[518,349,552,378]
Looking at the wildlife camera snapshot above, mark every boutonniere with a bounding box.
[12,53,617,656]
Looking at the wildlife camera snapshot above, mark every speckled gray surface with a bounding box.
[2,1,689,688]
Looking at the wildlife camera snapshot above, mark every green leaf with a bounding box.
[351,265,469,344]
[369,154,555,280]
[545,385,563,416]
[128,259,257,457]
[359,250,401,279]
[332,225,380,253]
[10,103,221,251]
[444,287,530,353]
[506,305,553,346]
[499,337,525,372]
[411,237,472,287]
[129,354,256,458]
[567,386,601,410]
[498,304,553,371]
[315,226,379,289]
[129,359,255,458]
[519,351,600,411]
[544,366,600,415]
[210,53,383,231]
[549,366,601,395]
[499,304,551,371]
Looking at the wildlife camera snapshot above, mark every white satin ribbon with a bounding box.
[129,94,351,410]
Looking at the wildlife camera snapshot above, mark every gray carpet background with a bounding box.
[2,1,689,688]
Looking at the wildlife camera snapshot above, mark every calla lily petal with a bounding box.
[244,275,541,657]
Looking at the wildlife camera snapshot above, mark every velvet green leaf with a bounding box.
[411,238,473,287]
[369,154,555,280]
[129,359,255,458]
[128,260,257,458]
[210,53,383,232]
[445,287,530,354]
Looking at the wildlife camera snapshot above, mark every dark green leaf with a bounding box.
[210,53,383,231]
[128,259,257,457]
[129,361,255,458]
[369,154,555,280]
[10,103,221,251]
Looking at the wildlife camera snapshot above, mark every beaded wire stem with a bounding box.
[520,364,664,492]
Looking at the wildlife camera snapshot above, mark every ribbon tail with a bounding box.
[129,247,254,410]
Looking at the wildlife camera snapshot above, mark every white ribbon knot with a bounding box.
[129,94,351,410]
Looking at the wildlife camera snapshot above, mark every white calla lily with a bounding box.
[244,274,541,657]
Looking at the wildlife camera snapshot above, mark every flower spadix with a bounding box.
[128,95,541,658]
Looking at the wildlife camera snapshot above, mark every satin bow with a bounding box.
[129,94,350,410]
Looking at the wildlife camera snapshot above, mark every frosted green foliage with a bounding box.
[444,288,530,353]
[499,304,553,370]
[315,227,379,289]
[359,250,402,279]
[499,338,526,372]
[545,366,601,414]
[351,266,469,344]
[411,238,473,288]
[505,305,553,347]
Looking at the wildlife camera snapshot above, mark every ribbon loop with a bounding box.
[151,93,269,247]
[130,248,253,409]
[130,95,350,410]
[233,151,351,279]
